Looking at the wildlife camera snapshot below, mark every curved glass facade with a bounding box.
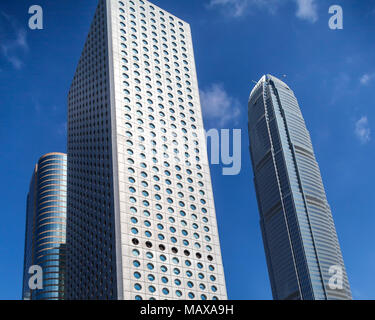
[22,153,67,300]
[248,75,351,300]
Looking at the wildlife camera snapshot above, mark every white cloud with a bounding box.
[295,0,318,23]
[360,73,374,85]
[207,0,278,18]
[207,0,318,21]
[355,116,371,144]
[200,83,241,127]
[0,12,28,69]
[208,0,247,17]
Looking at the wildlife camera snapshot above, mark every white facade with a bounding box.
[67,0,227,300]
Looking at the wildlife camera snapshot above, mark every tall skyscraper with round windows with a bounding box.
[22,152,67,300]
[248,74,351,300]
[66,0,227,300]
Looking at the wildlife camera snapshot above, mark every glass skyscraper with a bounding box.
[22,152,67,300]
[248,74,351,300]
[66,0,226,300]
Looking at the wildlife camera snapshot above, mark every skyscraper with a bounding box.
[22,152,67,300]
[66,0,227,300]
[248,75,351,300]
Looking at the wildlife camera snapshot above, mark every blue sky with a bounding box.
[0,0,374,300]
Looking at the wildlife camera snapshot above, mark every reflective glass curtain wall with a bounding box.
[22,153,67,300]
[248,75,351,300]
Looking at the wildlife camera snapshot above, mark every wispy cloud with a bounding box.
[206,0,318,22]
[207,0,247,17]
[200,83,241,127]
[360,73,374,86]
[0,12,28,69]
[355,116,371,144]
[206,0,278,17]
[295,0,318,23]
